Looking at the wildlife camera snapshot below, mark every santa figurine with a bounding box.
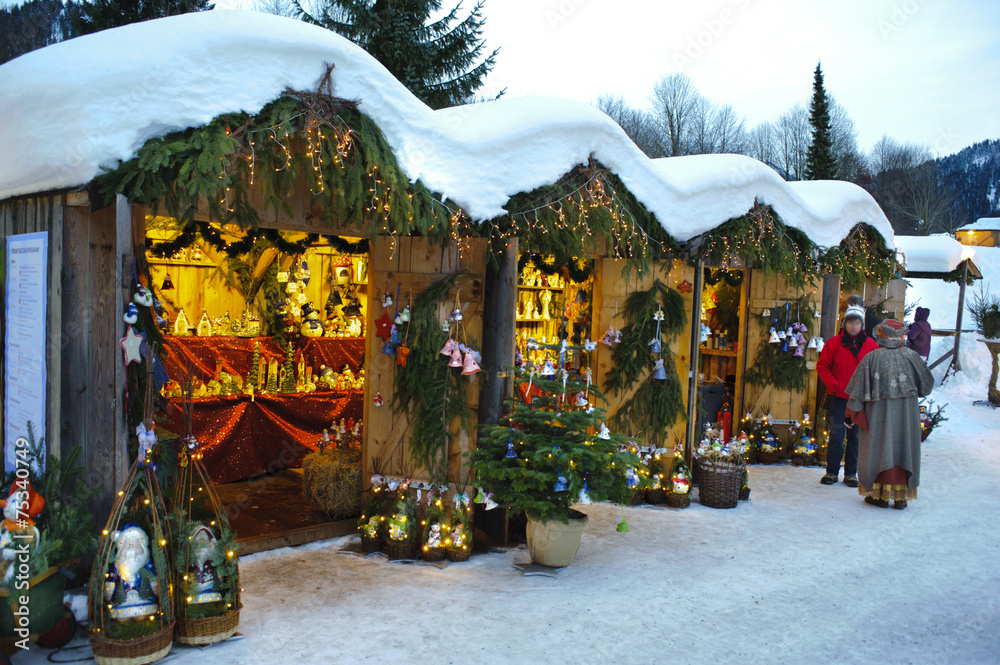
[187,524,222,604]
[104,523,160,620]
[0,482,44,583]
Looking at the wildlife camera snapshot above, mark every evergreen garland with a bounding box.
[744,298,816,392]
[146,221,369,260]
[818,224,898,292]
[393,274,473,481]
[603,279,686,395]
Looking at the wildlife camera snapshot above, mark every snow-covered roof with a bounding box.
[956,217,1000,232]
[895,234,978,274]
[0,10,894,249]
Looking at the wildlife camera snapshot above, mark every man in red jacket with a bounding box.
[816,304,879,487]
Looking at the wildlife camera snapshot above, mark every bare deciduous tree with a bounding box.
[650,73,700,157]
[595,94,666,158]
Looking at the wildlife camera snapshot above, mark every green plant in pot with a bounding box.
[471,369,639,567]
[966,285,1000,405]
[0,423,99,652]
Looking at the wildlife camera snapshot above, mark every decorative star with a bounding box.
[374,312,393,340]
[120,326,144,365]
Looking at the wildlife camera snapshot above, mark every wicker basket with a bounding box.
[629,490,647,505]
[665,492,690,508]
[920,429,930,442]
[757,451,781,465]
[175,609,240,646]
[739,486,751,501]
[646,488,666,504]
[383,538,417,560]
[446,548,470,563]
[421,546,446,562]
[361,535,380,554]
[698,461,743,509]
[91,621,174,665]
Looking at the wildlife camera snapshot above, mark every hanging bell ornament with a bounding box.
[778,328,787,341]
[652,358,668,381]
[616,518,630,533]
[816,337,825,352]
[768,328,780,344]
[788,331,798,348]
[484,493,499,510]
[449,345,464,368]
[762,308,770,317]
[793,344,805,358]
[601,326,618,346]
[461,349,481,376]
[807,336,818,350]
[540,359,556,377]
[578,485,592,505]
[648,338,661,354]
[440,338,456,356]
[575,391,589,408]
[797,332,808,348]
[160,273,175,291]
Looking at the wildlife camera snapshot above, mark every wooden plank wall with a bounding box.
[364,237,488,487]
[863,278,907,321]
[0,195,64,462]
[743,272,824,443]
[592,259,695,448]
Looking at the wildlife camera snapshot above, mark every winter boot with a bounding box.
[820,474,838,485]
[843,475,859,488]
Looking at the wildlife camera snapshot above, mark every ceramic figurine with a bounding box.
[0,483,43,583]
[670,467,691,494]
[103,523,160,621]
[300,310,325,338]
[186,524,222,604]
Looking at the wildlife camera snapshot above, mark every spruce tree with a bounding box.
[294,0,499,109]
[0,0,65,65]
[804,62,838,181]
[65,0,213,38]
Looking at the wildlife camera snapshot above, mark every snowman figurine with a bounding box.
[670,466,691,494]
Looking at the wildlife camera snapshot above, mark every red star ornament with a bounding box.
[374,312,393,340]
[120,325,144,365]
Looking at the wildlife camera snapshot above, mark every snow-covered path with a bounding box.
[23,343,1000,665]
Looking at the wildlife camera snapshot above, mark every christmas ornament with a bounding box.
[505,429,517,458]
[161,273,174,290]
[120,326,144,365]
[373,392,384,407]
[441,338,456,356]
[597,422,611,440]
[678,279,692,293]
[448,345,464,368]
[600,326,619,346]
[652,358,668,381]
[461,349,481,376]
[374,312,393,340]
[816,337,825,352]
[396,343,410,367]
[648,337,661,354]
[133,286,154,308]
[123,303,139,325]
[484,493,499,510]
[541,359,556,377]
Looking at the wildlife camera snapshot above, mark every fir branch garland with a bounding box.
[744,297,816,392]
[393,274,474,482]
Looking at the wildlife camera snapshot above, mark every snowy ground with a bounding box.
[18,344,1000,665]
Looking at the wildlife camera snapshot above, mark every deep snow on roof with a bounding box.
[956,217,1000,232]
[895,234,978,274]
[0,10,893,249]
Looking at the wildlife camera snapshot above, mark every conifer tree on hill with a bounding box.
[805,62,838,181]
[293,0,500,109]
[64,0,213,37]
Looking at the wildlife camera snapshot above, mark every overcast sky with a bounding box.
[475,0,1000,155]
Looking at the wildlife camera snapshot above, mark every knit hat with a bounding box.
[875,319,906,347]
[842,305,866,328]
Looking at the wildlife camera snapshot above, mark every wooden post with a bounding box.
[475,238,517,546]
[684,258,705,467]
[477,238,517,427]
[954,260,969,372]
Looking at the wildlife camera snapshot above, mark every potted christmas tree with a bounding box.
[472,369,638,568]
[967,285,1000,406]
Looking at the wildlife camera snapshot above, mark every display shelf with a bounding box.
[700,348,737,357]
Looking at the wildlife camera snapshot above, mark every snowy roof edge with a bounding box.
[0,10,894,250]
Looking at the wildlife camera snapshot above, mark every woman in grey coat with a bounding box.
[844,320,934,510]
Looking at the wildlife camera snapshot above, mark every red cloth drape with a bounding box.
[158,336,365,484]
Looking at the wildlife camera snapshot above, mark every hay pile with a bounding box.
[302,446,362,519]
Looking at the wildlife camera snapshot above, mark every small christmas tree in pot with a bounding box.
[471,368,638,568]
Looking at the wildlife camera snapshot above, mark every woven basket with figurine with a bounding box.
[739,486,751,501]
[697,456,743,509]
[646,488,666,504]
[361,534,380,554]
[175,607,241,646]
[757,451,781,465]
[629,489,647,505]
[446,547,471,563]
[666,492,691,508]
[91,621,175,665]
[421,545,446,562]
[384,538,417,560]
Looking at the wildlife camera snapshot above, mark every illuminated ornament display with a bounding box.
[104,524,160,621]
